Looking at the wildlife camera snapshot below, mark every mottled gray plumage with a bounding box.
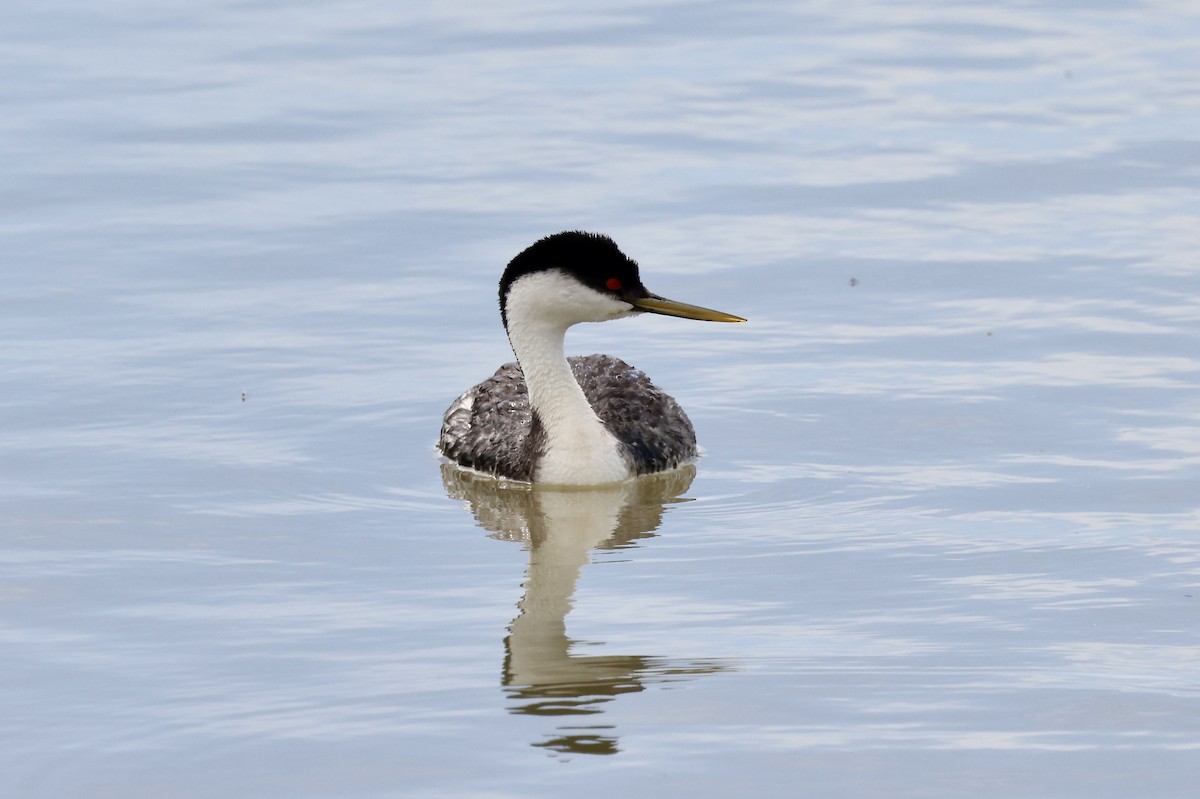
[439,354,697,481]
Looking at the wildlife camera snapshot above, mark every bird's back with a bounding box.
[438,354,697,481]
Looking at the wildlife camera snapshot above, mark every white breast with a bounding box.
[535,424,632,484]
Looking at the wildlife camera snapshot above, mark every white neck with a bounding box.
[504,272,635,484]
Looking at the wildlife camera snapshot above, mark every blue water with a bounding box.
[3,1,1199,797]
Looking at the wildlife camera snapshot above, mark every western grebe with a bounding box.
[438,231,745,485]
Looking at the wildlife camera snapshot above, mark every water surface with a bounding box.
[2,1,1199,797]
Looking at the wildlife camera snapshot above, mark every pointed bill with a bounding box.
[627,294,746,323]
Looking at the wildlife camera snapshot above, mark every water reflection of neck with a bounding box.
[506,485,633,685]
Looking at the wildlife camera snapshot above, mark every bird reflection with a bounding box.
[440,464,730,756]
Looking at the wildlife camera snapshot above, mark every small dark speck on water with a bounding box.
[849,277,858,287]
[241,392,247,402]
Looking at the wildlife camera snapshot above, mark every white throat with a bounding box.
[504,271,636,485]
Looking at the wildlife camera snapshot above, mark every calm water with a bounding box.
[3,1,1200,796]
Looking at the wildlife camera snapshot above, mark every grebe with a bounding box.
[438,231,745,485]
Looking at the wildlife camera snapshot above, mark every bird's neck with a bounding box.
[505,319,631,484]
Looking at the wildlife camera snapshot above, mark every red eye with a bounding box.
[606,277,622,291]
